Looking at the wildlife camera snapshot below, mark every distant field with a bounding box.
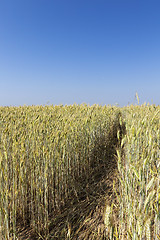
[0,104,159,239]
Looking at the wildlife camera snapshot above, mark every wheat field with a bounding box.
[0,104,159,239]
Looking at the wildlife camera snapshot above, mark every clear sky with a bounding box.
[0,0,160,106]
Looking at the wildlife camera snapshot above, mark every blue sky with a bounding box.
[0,0,160,106]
